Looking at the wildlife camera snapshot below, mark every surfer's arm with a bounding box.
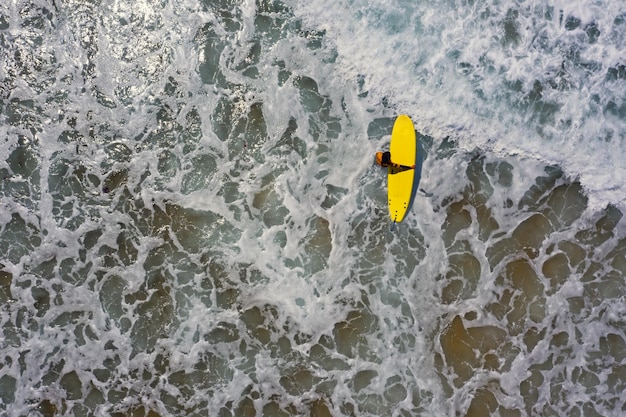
[393,162,416,170]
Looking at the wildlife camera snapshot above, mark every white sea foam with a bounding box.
[292,0,626,211]
[0,0,625,416]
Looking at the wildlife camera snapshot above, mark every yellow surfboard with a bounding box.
[388,115,422,223]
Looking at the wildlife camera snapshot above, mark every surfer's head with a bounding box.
[376,151,392,167]
[375,152,383,166]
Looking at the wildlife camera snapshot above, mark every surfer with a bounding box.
[375,151,415,170]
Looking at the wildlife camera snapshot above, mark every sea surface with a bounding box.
[1,0,625,416]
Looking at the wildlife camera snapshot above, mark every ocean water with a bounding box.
[1,0,625,416]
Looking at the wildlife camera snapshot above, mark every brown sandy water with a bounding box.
[1,0,625,416]
[3,88,625,417]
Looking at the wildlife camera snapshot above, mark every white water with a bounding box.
[0,0,625,416]
[294,0,626,210]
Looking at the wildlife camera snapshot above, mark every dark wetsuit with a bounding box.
[380,151,411,171]
[379,152,398,168]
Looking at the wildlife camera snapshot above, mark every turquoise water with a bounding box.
[1,0,625,416]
